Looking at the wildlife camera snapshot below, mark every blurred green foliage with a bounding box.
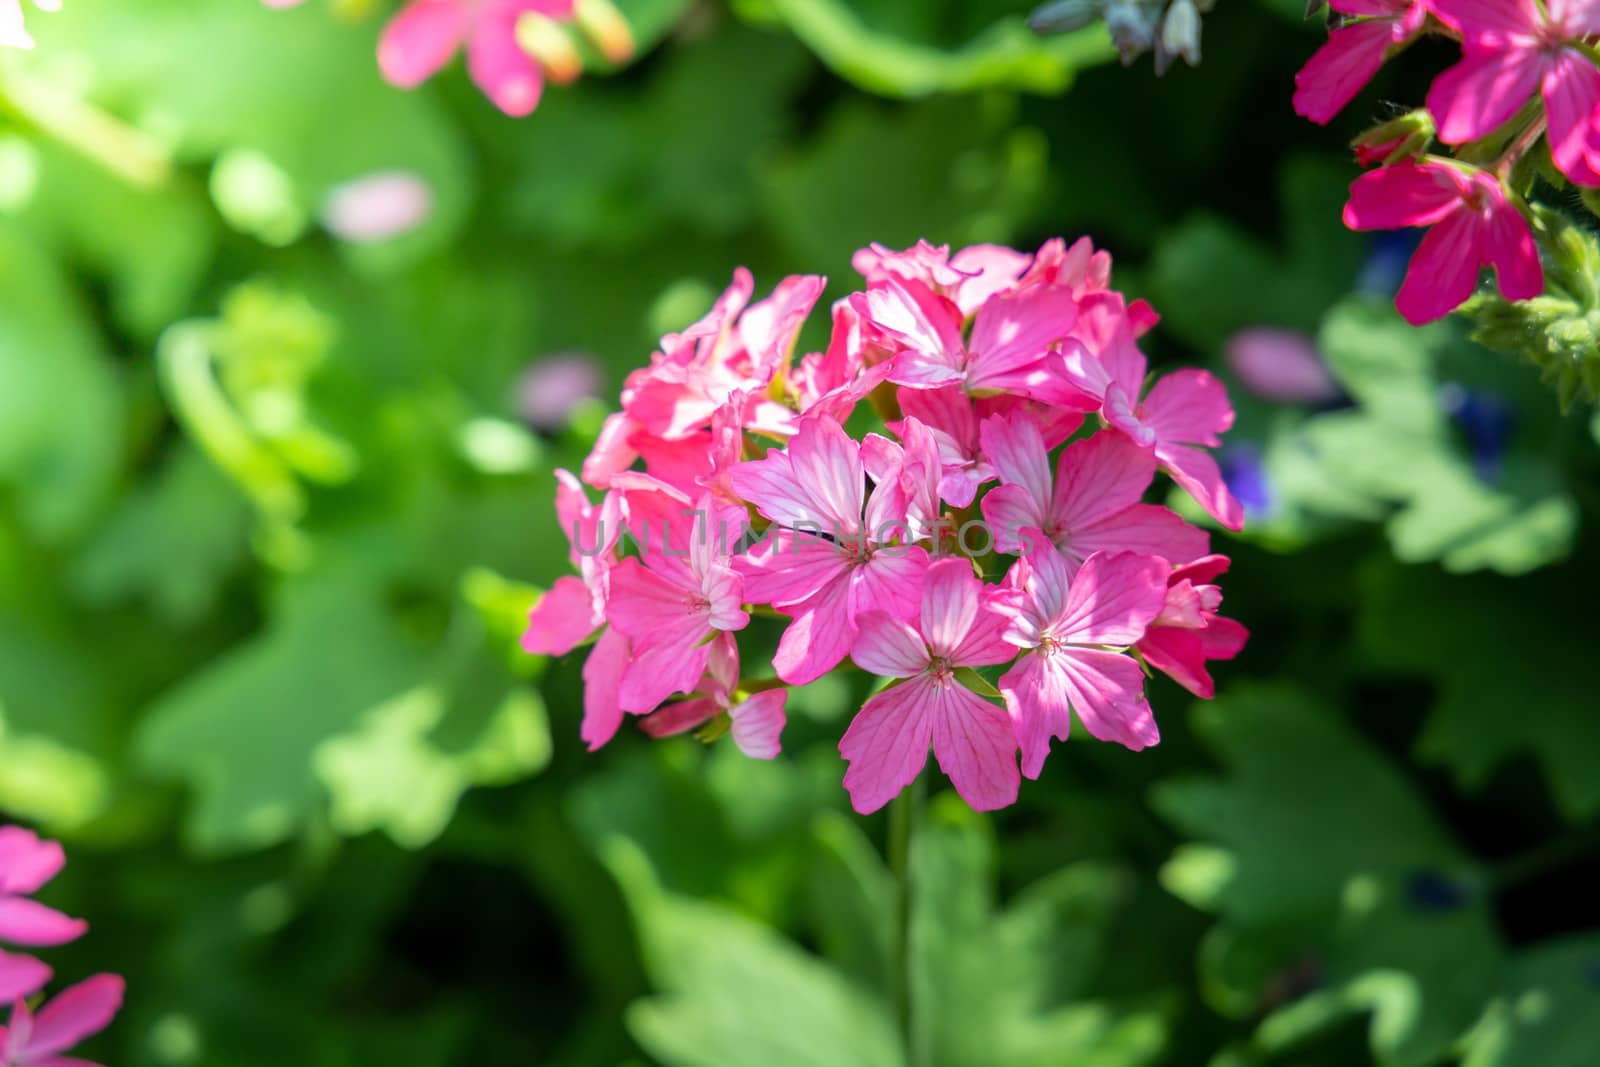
[3,1,1600,1066]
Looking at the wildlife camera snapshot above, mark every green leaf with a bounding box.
[1356,560,1600,822]
[134,572,422,853]
[1152,683,1503,1066]
[1461,934,1600,1067]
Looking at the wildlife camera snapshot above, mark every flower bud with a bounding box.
[1157,0,1201,74]
[1104,2,1157,65]
[575,0,634,65]
[1351,110,1435,166]
[515,13,583,85]
[1027,0,1101,35]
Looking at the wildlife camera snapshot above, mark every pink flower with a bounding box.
[1342,159,1543,323]
[998,550,1169,779]
[1293,0,1427,124]
[515,352,605,432]
[639,639,787,759]
[1223,328,1342,404]
[731,415,932,685]
[377,0,576,117]
[1428,0,1600,185]
[604,498,750,713]
[320,172,434,243]
[979,414,1209,566]
[1059,298,1245,530]
[854,277,1096,408]
[1137,555,1249,699]
[852,240,1033,317]
[1,974,123,1067]
[840,559,1020,813]
[0,829,86,1004]
[891,387,1082,509]
[521,470,620,659]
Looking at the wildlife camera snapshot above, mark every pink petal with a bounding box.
[929,681,1020,812]
[521,576,600,656]
[0,950,50,1002]
[1542,50,1600,186]
[1427,47,1545,145]
[980,483,1049,557]
[639,696,720,738]
[1050,431,1158,531]
[1156,442,1246,531]
[857,279,967,381]
[1140,369,1235,447]
[1056,648,1160,751]
[1224,327,1341,405]
[0,828,66,896]
[1342,161,1465,231]
[0,899,87,947]
[21,974,124,1058]
[979,413,1053,521]
[840,679,938,814]
[581,627,631,750]
[849,549,929,627]
[728,690,788,759]
[1068,505,1210,568]
[919,558,982,660]
[773,580,857,685]
[736,532,852,608]
[1484,196,1545,301]
[965,285,1079,391]
[1395,208,1488,324]
[1055,551,1169,646]
[377,0,469,88]
[1548,0,1600,34]
[851,611,931,678]
[604,558,695,636]
[1292,20,1400,125]
[998,652,1074,779]
[1137,627,1213,697]
[467,9,547,116]
[1428,0,1542,40]
[786,417,866,533]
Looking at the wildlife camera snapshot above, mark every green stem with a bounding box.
[887,776,926,1067]
[1491,824,1600,893]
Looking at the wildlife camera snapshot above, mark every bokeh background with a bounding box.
[3,1,1599,1064]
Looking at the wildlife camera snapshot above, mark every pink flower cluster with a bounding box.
[523,239,1248,814]
[1292,0,1600,322]
[0,827,122,1067]
[265,0,633,118]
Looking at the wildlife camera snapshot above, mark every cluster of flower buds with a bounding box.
[0,827,122,1067]
[523,238,1249,814]
[1030,0,1209,74]
[1295,0,1600,324]
[263,0,635,117]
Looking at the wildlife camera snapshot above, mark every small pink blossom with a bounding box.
[605,498,751,713]
[979,414,1209,566]
[0,829,85,1004]
[320,172,434,243]
[1059,297,1244,530]
[1342,159,1543,323]
[515,352,605,432]
[1224,328,1342,404]
[854,277,1097,408]
[0,974,123,1067]
[731,416,931,685]
[998,550,1169,778]
[1292,0,1427,124]
[1137,555,1250,699]
[840,559,1021,813]
[640,639,787,759]
[378,0,576,117]
[1428,0,1600,185]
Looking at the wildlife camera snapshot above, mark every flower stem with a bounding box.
[887,776,926,1067]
